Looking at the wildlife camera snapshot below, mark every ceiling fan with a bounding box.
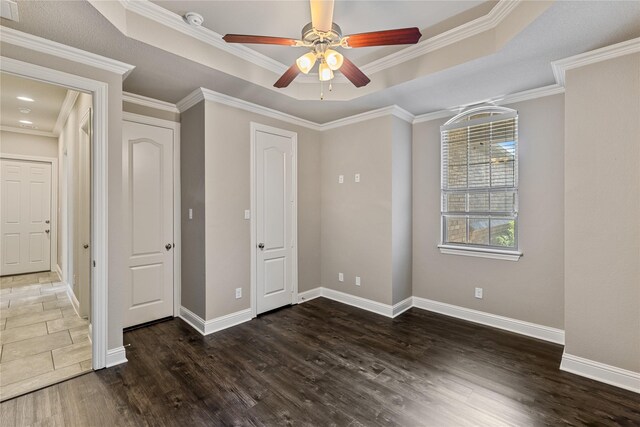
[222,0,422,92]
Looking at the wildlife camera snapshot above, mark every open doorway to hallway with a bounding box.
[0,72,93,401]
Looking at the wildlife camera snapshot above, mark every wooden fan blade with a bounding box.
[344,27,422,48]
[310,0,334,32]
[222,34,299,46]
[340,57,370,88]
[274,63,301,88]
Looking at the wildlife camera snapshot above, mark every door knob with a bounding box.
[83,244,89,249]
[258,243,265,250]
[165,243,173,251]
[45,220,50,224]
[45,229,50,234]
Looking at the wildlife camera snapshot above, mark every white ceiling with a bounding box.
[1,1,639,123]
[0,72,68,132]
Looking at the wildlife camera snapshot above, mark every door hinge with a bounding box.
[92,260,96,267]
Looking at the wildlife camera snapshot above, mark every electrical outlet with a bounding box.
[338,175,344,184]
[355,276,361,286]
[244,209,250,220]
[355,173,360,183]
[475,287,483,299]
[338,273,344,282]
[235,288,242,299]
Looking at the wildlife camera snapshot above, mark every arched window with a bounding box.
[439,106,520,258]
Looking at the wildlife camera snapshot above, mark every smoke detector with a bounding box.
[184,12,204,27]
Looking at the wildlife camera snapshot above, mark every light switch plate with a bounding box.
[475,287,483,299]
[244,209,251,220]
[355,173,360,183]
[188,208,193,220]
[338,175,344,184]
[355,276,361,286]
[338,273,344,282]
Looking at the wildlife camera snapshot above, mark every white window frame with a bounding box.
[438,106,522,261]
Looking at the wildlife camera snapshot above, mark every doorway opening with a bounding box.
[0,72,93,401]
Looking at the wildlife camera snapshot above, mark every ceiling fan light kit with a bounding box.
[222,0,422,98]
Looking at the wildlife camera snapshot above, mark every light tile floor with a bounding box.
[0,272,92,401]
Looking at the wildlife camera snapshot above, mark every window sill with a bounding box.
[438,245,522,261]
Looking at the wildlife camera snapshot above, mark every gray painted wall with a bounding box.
[0,131,58,158]
[412,94,565,329]
[180,101,207,318]
[564,53,640,373]
[202,101,322,320]
[321,117,394,304]
[392,117,413,304]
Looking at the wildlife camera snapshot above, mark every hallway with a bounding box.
[0,272,91,401]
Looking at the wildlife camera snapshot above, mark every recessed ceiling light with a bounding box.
[19,119,33,125]
[17,96,34,102]
[18,107,31,114]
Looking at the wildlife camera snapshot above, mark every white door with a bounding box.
[253,124,297,315]
[123,121,174,328]
[0,159,52,276]
[77,111,92,319]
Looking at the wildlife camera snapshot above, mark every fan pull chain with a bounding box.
[320,80,324,100]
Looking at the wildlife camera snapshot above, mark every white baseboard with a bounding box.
[179,306,253,336]
[297,287,322,303]
[412,297,565,345]
[55,264,63,281]
[392,296,413,317]
[105,346,127,367]
[65,282,81,317]
[560,352,640,393]
[298,287,408,319]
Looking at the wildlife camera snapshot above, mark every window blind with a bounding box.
[440,110,518,249]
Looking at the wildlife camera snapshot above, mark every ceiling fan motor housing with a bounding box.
[302,22,342,45]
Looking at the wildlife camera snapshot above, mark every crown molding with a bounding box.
[123,91,179,114]
[0,125,57,138]
[551,37,640,86]
[177,88,322,131]
[362,0,521,75]
[117,0,521,82]
[413,84,565,124]
[120,0,287,75]
[53,90,79,136]
[178,82,565,131]
[320,105,414,131]
[0,27,135,78]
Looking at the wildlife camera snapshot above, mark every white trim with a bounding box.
[0,153,59,276]
[250,122,298,317]
[122,92,180,114]
[122,112,181,318]
[56,263,63,280]
[53,90,79,136]
[0,125,57,138]
[0,27,135,77]
[120,0,286,75]
[66,282,81,318]
[105,346,128,367]
[322,288,395,318]
[362,0,520,75]
[179,306,253,336]
[320,105,414,130]
[552,37,640,86]
[297,287,322,303]
[392,296,413,317]
[560,352,640,394]
[413,84,565,124]
[0,56,110,370]
[412,296,565,344]
[438,245,523,261]
[178,88,322,131]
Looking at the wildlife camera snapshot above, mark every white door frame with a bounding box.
[0,56,109,369]
[0,153,58,276]
[122,112,181,317]
[249,122,298,318]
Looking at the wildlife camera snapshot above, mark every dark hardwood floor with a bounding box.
[1,297,638,426]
